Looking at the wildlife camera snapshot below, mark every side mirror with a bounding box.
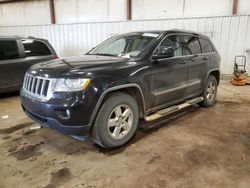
[152,46,174,60]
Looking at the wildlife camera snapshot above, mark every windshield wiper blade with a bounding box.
[91,53,118,57]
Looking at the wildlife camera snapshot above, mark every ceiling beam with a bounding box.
[0,0,33,4]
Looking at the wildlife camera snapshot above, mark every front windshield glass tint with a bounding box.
[89,33,159,58]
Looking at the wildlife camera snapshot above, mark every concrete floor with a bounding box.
[0,80,250,188]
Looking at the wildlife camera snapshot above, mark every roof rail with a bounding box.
[192,32,199,36]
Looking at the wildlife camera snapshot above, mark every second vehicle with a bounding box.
[0,36,57,94]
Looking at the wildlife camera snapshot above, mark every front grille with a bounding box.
[23,73,55,100]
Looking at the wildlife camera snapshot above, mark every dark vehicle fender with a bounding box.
[88,83,146,127]
[201,69,220,92]
[206,69,220,85]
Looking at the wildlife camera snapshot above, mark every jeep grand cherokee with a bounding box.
[20,30,220,148]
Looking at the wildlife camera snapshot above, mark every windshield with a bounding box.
[88,33,159,58]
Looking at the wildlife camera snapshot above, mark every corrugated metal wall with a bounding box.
[0,15,250,74]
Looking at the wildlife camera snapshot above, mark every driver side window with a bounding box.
[160,35,183,57]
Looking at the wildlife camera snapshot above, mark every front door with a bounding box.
[150,34,187,109]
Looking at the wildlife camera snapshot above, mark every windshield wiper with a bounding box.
[90,53,118,57]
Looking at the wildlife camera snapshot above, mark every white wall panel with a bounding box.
[238,0,250,15]
[55,0,127,23]
[0,1,50,26]
[108,0,127,21]
[132,0,184,19]
[1,15,250,75]
[184,0,232,17]
[54,0,78,23]
[132,0,234,19]
[0,0,250,26]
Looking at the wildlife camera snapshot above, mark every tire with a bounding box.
[199,75,218,107]
[91,92,139,149]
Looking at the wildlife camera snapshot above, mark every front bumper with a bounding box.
[20,89,97,136]
[23,108,90,135]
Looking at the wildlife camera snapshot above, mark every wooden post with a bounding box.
[232,0,238,15]
[49,0,56,24]
[127,0,132,20]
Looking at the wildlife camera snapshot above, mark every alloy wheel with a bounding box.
[107,104,133,139]
[207,82,216,101]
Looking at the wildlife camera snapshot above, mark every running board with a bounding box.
[144,97,203,122]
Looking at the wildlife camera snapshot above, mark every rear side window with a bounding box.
[0,40,19,60]
[22,40,52,57]
[182,35,201,55]
[199,38,214,53]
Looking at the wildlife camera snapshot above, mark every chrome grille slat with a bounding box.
[41,79,46,96]
[23,76,27,90]
[26,75,30,90]
[28,77,33,92]
[22,73,54,101]
[24,75,28,89]
[35,78,40,94]
[27,76,31,91]
[31,77,35,92]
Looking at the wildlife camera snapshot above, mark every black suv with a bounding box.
[21,30,220,148]
[0,36,57,94]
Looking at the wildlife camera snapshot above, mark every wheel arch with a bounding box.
[88,84,145,128]
[208,69,220,86]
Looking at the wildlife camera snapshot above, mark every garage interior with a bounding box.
[0,0,250,187]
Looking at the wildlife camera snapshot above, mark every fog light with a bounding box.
[55,109,70,120]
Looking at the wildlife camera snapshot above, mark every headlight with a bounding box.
[53,78,90,92]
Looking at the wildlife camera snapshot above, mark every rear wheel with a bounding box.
[199,75,218,107]
[92,93,139,148]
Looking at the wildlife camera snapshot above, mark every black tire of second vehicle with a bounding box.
[92,92,139,148]
[199,75,218,107]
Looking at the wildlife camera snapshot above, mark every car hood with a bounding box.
[29,55,132,77]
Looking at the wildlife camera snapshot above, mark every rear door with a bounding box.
[150,34,187,109]
[181,35,207,98]
[21,39,56,67]
[0,39,27,90]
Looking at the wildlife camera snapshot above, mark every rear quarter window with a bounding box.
[22,40,52,57]
[0,40,19,60]
[199,38,214,53]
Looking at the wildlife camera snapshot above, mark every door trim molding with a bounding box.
[187,80,201,87]
[153,84,187,97]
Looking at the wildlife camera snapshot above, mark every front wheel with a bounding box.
[199,75,218,107]
[91,93,139,148]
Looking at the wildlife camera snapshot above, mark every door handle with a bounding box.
[202,56,208,60]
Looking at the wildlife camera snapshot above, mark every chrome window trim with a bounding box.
[150,32,216,62]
